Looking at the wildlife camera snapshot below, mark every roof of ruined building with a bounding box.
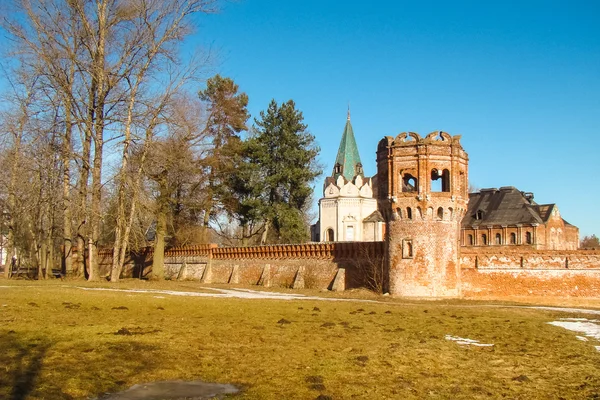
[363,210,385,223]
[333,112,363,181]
[462,186,552,227]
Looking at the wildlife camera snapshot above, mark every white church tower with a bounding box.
[312,111,383,242]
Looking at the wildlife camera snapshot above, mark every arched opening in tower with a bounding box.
[402,173,417,192]
[431,169,451,192]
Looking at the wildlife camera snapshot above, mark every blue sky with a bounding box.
[192,0,600,237]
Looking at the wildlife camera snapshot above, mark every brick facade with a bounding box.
[91,130,599,299]
[376,131,469,296]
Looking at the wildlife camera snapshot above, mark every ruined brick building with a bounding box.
[312,118,584,296]
[101,118,596,299]
[461,187,579,250]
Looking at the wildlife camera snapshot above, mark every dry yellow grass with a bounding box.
[1,279,600,399]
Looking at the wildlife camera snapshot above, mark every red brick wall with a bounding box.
[460,249,600,297]
[388,216,462,297]
[97,242,385,291]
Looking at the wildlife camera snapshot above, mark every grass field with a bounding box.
[1,280,600,399]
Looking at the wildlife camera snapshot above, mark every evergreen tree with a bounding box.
[230,99,321,244]
[199,75,250,234]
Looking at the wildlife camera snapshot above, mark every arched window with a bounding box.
[525,231,532,244]
[326,228,334,242]
[437,207,444,220]
[495,233,502,245]
[510,233,516,244]
[467,234,473,245]
[402,174,417,192]
[430,168,451,192]
[481,234,487,245]
[406,207,412,220]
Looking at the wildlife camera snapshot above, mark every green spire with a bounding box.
[333,111,363,181]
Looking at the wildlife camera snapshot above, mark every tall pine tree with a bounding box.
[199,75,250,236]
[230,99,321,244]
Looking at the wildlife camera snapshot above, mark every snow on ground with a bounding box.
[548,319,600,341]
[74,286,378,302]
[445,335,494,347]
[548,318,600,352]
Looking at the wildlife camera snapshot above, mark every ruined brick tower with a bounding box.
[376,131,469,297]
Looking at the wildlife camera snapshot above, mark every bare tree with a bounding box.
[3,0,219,281]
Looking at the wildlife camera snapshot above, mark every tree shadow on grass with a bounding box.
[1,330,164,399]
[0,331,71,400]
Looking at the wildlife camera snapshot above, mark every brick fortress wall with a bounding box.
[97,242,385,291]
[460,248,600,298]
[94,242,600,298]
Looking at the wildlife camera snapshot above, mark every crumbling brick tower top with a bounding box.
[376,131,469,297]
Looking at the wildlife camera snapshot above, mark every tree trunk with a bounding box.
[260,219,271,245]
[62,93,73,276]
[88,0,108,282]
[151,200,167,280]
[4,133,21,279]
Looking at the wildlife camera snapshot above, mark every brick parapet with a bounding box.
[460,249,600,271]
[211,242,384,260]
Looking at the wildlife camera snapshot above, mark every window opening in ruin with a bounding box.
[402,174,417,192]
[441,169,450,192]
[430,169,450,192]
[525,231,532,244]
[402,239,414,259]
[495,233,502,245]
[510,232,516,244]
[326,228,334,242]
[481,234,487,245]
[468,234,473,245]
[406,207,412,220]
[437,207,444,220]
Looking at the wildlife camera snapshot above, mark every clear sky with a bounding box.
[192,0,600,237]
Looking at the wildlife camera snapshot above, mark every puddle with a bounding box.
[445,335,494,347]
[97,380,239,400]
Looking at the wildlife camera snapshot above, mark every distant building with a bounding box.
[311,112,384,242]
[461,187,579,250]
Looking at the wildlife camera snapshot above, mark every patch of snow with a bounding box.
[445,335,494,347]
[153,296,165,299]
[548,320,600,341]
[576,336,589,341]
[75,286,377,302]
